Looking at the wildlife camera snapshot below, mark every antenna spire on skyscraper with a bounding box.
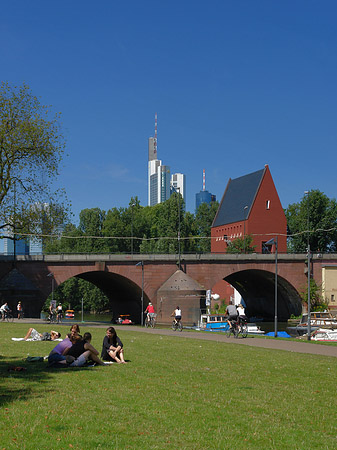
[154,112,157,155]
[203,169,206,191]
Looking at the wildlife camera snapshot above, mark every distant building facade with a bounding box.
[211,165,287,253]
[3,232,29,256]
[195,190,216,212]
[147,115,185,206]
[170,173,186,200]
[195,169,216,212]
[2,202,61,256]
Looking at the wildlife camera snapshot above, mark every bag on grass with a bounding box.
[26,356,44,362]
[42,332,51,341]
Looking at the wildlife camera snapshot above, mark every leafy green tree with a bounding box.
[139,193,186,254]
[194,201,219,253]
[299,279,328,312]
[44,223,84,253]
[0,82,69,243]
[78,208,107,253]
[226,235,256,254]
[285,190,337,252]
[44,277,110,313]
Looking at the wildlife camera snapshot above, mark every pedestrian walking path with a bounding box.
[12,318,337,358]
[123,326,337,358]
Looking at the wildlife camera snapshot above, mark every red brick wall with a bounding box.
[248,167,287,253]
[211,166,287,253]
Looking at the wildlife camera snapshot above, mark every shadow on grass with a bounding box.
[0,355,54,407]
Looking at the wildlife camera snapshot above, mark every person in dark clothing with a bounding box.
[64,332,105,366]
[101,327,126,364]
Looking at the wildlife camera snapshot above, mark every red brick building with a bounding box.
[211,165,287,254]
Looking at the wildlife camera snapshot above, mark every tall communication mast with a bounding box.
[203,169,206,191]
[154,112,157,155]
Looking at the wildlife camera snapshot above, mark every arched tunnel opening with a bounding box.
[76,271,149,324]
[224,269,302,321]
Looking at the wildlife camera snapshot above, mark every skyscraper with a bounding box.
[170,173,186,200]
[3,231,29,256]
[195,169,216,212]
[148,114,171,206]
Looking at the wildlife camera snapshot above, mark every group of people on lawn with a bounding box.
[25,324,126,367]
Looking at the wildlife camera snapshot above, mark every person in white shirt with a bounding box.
[237,304,248,324]
[0,302,10,320]
[171,306,182,324]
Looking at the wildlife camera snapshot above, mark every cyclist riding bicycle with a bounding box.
[56,303,63,323]
[237,304,248,324]
[0,302,10,321]
[144,302,155,325]
[225,302,238,329]
[171,306,182,324]
[48,303,57,322]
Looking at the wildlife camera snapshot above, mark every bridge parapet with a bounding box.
[2,252,335,263]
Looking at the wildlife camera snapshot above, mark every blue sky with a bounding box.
[1,0,337,223]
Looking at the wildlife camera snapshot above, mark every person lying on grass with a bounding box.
[47,324,81,366]
[24,328,61,341]
[101,327,126,364]
[64,332,105,367]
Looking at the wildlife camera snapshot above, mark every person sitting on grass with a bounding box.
[47,324,81,366]
[101,327,126,364]
[64,332,105,367]
[24,328,61,341]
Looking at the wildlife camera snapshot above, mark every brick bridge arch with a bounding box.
[0,253,328,322]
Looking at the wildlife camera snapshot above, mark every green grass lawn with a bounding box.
[0,322,336,450]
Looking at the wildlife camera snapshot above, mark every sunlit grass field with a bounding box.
[0,322,336,449]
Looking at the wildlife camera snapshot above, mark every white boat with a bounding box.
[311,328,337,342]
[306,312,337,328]
[198,314,264,335]
[287,312,337,337]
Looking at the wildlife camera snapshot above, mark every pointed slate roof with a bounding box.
[212,167,265,227]
[158,270,205,293]
[0,268,38,292]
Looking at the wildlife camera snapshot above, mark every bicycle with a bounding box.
[3,310,14,323]
[57,312,63,324]
[226,318,248,338]
[47,311,57,324]
[237,319,248,338]
[145,313,156,328]
[226,319,239,338]
[172,319,183,331]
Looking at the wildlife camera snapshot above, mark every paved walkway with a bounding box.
[13,318,337,358]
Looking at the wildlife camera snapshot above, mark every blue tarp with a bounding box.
[265,331,291,338]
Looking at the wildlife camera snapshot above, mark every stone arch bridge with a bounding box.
[0,253,331,324]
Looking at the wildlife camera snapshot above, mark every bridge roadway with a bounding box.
[17,318,337,358]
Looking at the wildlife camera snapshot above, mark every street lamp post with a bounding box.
[305,191,311,340]
[47,272,55,306]
[243,205,248,254]
[136,261,144,326]
[266,237,278,337]
[131,202,135,256]
[176,187,181,270]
